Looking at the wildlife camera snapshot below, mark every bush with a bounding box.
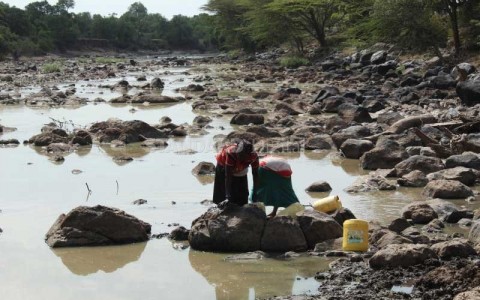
[42,62,62,73]
[279,56,310,68]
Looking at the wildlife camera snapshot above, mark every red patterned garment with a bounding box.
[259,156,292,177]
[216,145,259,173]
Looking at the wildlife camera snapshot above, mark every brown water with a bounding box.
[0,61,478,300]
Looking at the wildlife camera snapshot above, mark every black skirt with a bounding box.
[213,165,249,206]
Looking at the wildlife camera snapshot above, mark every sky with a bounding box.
[2,0,209,19]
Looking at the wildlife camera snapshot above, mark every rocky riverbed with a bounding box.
[1,48,480,299]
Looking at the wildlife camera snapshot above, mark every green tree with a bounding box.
[373,0,447,52]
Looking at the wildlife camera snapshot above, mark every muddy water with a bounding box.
[0,62,479,300]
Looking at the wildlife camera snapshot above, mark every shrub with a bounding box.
[279,56,310,68]
[42,62,62,73]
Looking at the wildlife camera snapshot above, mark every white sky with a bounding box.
[2,0,209,19]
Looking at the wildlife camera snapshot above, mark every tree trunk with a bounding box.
[449,3,461,55]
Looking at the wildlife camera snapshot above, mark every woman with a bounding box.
[251,156,299,218]
[213,140,259,206]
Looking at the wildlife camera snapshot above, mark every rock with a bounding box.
[423,218,445,232]
[260,141,301,153]
[423,180,474,199]
[133,199,147,205]
[362,99,385,113]
[305,181,332,193]
[45,205,151,248]
[464,133,480,153]
[401,202,438,224]
[431,239,476,260]
[445,152,480,170]
[377,60,397,75]
[29,128,69,146]
[71,130,92,146]
[151,77,165,89]
[375,231,413,249]
[398,170,428,187]
[340,139,374,159]
[454,287,480,300]
[192,162,215,175]
[182,84,204,92]
[388,218,411,233]
[337,103,372,123]
[314,86,340,102]
[141,139,168,148]
[230,114,264,125]
[345,175,396,193]
[246,126,281,138]
[113,156,133,164]
[189,204,266,252]
[443,210,474,224]
[275,102,302,115]
[193,116,212,127]
[261,216,307,252]
[331,125,371,149]
[0,139,20,146]
[331,208,356,227]
[304,134,334,150]
[456,80,480,106]
[313,238,343,252]
[427,167,479,186]
[297,210,343,249]
[224,251,266,261]
[430,75,456,89]
[370,50,387,65]
[321,96,355,113]
[369,244,436,269]
[468,221,480,245]
[169,226,190,241]
[394,155,445,177]
[360,140,408,170]
[130,94,179,104]
[89,119,167,144]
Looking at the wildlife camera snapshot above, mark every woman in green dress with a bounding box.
[251,156,299,218]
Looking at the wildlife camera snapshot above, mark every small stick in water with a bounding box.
[116,180,119,195]
[86,183,92,194]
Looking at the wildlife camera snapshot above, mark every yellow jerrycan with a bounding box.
[277,202,305,217]
[312,195,342,214]
[342,219,369,252]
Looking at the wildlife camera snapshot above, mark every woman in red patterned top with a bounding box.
[213,139,259,206]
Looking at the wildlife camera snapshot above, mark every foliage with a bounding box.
[372,0,447,51]
[42,62,62,73]
[279,56,310,68]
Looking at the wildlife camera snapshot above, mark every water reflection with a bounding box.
[189,250,329,300]
[330,155,366,176]
[195,175,215,185]
[99,144,151,161]
[52,242,147,276]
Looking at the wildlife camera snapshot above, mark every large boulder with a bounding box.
[337,103,372,123]
[398,170,428,187]
[456,80,480,106]
[89,119,167,144]
[261,216,307,252]
[304,134,334,150]
[360,140,408,170]
[230,114,264,125]
[297,210,343,249]
[192,162,215,175]
[431,239,476,260]
[394,155,445,177]
[189,204,266,252]
[340,139,374,159]
[423,180,474,199]
[45,205,151,248]
[305,181,332,193]
[401,202,438,224]
[445,152,480,170]
[427,167,479,186]
[29,127,69,146]
[331,126,371,149]
[369,244,436,269]
[375,231,413,249]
